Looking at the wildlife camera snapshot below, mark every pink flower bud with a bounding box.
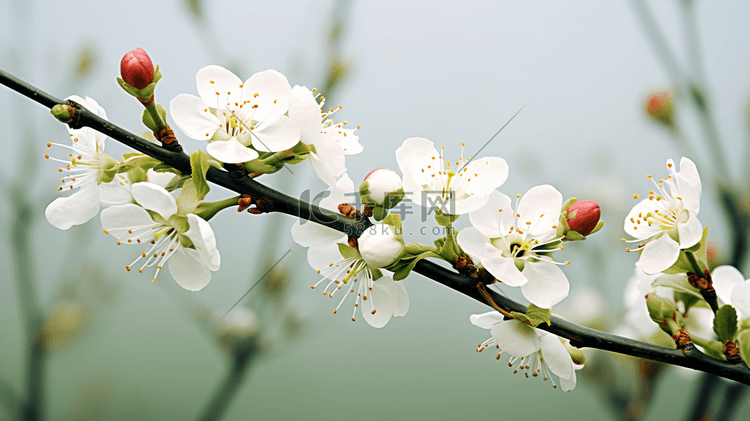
[566,200,600,236]
[645,91,674,126]
[120,48,154,89]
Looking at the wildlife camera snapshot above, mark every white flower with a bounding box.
[471,312,578,391]
[360,168,403,206]
[170,65,300,164]
[711,265,750,320]
[44,96,127,230]
[395,137,508,215]
[308,243,409,328]
[288,86,361,186]
[457,187,569,308]
[623,157,703,274]
[358,224,404,268]
[100,182,220,291]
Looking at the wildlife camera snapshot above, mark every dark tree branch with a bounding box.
[2,69,750,386]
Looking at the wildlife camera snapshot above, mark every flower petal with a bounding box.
[454,157,509,214]
[196,65,244,112]
[635,234,680,274]
[362,276,397,328]
[185,214,221,271]
[711,265,745,306]
[539,332,573,382]
[482,252,528,286]
[100,203,157,242]
[731,281,750,319]
[676,157,701,213]
[250,115,301,152]
[98,177,133,205]
[131,182,177,220]
[168,246,212,291]
[520,260,569,308]
[45,184,100,230]
[169,93,221,140]
[393,280,410,317]
[456,227,494,261]
[310,138,346,180]
[677,211,702,248]
[491,319,540,357]
[206,137,260,164]
[243,69,292,121]
[517,185,562,241]
[468,190,509,238]
[470,311,504,329]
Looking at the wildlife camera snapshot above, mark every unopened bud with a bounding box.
[566,200,601,236]
[358,224,404,268]
[120,48,155,89]
[359,168,404,209]
[645,91,674,128]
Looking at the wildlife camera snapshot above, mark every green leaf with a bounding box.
[142,107,158,132]
[176,179,199,215]
[152,163,180,174]
[381,213,403,231]
[714,305,739,343]
[337,243,361,260]
[243,158,277,174]
[164,174,190,192]
[511,304,551,327]
[190,150,211,201]
[121,152,145,160]
[391,251,440,281]
[737,330,750,370]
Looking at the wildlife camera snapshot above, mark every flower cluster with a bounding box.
[45,48,610,393]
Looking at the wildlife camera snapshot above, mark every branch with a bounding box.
[2,69,749,385]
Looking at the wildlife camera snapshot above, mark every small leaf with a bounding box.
[164,174,190,192]
[713,304,739,343]
[337,243,361,260]
[737,330,750,370]
[392,251,440,280]
[525,303,552,326]
[381,213,402,231]
[190,150,210,200]
[176,179,199,215]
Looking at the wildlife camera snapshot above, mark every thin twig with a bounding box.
[2,69,750,385]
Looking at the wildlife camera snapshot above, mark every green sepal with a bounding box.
[164,174,191,192]
[391,251,440,281]
[510,304,551,327]
[737,330,750,370]
[434,237,446,250]
[653,273,703,300]
[178,233,194,249]
[434,208,459,227]
[713,305,739,343]
[127,167,147,184]
[561,197,577,213]
[404,242,439,255]
[116,154,161,174]
[370,267,383,281]
[646,294,675,333]
[243,158,278,174]
[383,189,405,210]
[372,206,387,221]
[193,196,241,222]
[168,213,190,234]
[117,65,161,101]
[381,213,403,231]
[176,179,199,215]
[337,243,362,260]
[190,150,211,201]
[146,209,166,225]
[662,226,709,274]
[152,163,180,174]
[121,152,145,160]
[588,220,604,235]
[563,340,586,365]
[141,103,167,133]
[564,230,586,241]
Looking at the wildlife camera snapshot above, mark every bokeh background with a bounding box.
[1,0,750,419]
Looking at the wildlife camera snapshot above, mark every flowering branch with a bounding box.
[2,69,750,386]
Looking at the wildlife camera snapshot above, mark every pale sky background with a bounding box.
[1,0,749,419]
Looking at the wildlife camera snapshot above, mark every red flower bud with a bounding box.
[566,200,600,236]
[645,91,674,126]
[120,48,154,89]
